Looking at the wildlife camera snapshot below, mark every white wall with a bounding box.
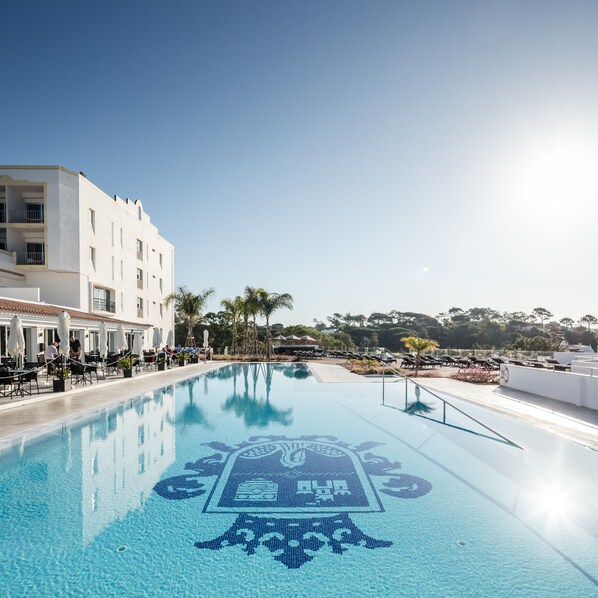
[500,364,598,410]
[0,166,175,343]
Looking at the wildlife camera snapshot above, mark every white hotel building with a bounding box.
[0,165,174,360]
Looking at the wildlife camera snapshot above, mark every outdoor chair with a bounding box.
[71,361,98,385]
[0,365,16,397]
[17,370,39,395]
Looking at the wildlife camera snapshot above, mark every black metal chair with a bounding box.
[0,365,16,397]
[17,370,39,395]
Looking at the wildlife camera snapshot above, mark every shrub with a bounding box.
[451,367,499,384]
[117,356,136,369]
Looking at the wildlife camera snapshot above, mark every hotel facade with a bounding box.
[0,165,174,360]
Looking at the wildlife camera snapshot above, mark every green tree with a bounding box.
[532,307,553,328]
[221,296,244,354]
[244,286,264,355]
[401,336,439,375]
[559,317,574,329]
[259,291,294,358]
[580,314,597,331]
[164,286,215,347]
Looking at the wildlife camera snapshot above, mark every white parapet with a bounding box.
[500,364,598,411]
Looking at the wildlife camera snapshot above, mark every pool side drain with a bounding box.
[116,546,127,552]
[457,541,467,547]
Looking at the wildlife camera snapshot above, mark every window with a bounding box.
[120,260,123,280]
[137,297,143,318]
[26,204,44,223]
[136,239,143,260]
[25,242,44,265]
[120,227,123,248]
[111,222,114,247]
[0,204,6,224]
[159,253,163,268]
[138,206,142,221]
[93,287,115,313]
[159,304,163,318]
[89,246,96,269]
[159,278,163,292]
[111,257,114,280]
[89,209,95,232]
[136,268,143,289]
[121,292,124,311]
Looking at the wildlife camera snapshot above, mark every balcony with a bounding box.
[94,297,116,313]
[137,308,144,318]
[137,279,143,289]
[136,250,144,261]
[8,209,44,224]
[16,251,45,265]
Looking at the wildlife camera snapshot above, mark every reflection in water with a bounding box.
[81,391,176,544]
[221,363,293,428]
[169,379,213,430]
[205,362,312,381]
[282,364,311,379]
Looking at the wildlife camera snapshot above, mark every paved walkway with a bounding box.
[0,362,227,443]
[306,362,598,450]
[413,376,598,450]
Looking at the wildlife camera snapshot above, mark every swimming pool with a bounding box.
[0,363,596,596]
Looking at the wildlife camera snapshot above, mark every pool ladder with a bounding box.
[380,365,523,449]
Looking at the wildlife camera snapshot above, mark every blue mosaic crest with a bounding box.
[154,435,432,568]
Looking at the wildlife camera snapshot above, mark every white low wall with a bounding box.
[500,365,598,411]
[553,351,595,364]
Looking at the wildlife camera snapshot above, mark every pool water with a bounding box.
[0,363,597,597]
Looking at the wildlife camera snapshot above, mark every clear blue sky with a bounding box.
[3,0,598,325]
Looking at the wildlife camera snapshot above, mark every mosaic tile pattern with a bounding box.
[154,435,432,568]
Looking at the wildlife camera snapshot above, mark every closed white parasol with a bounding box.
[132,331,144,356]
[152,327,162,350]
[115,325,128,352]
[166,330,174,347]
[203,329,209,349]
[98,322,108,359]
[7,315,26,366]
[57,311,71,356]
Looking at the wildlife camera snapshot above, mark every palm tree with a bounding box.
[221,296,244,354]
[259,291,294,358]
[244,286,264,355]
[163,285,215,347]
[401,336,439,376]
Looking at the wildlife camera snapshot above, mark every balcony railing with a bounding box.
[137,308,144,318]
[136,250,144,261]
[94,298,116,313]
[8,209,44,224]
[16,251,45,265]
[137,279,143,289]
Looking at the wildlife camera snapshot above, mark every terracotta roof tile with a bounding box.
[0,297,150,328]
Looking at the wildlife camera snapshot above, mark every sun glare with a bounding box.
[532,483,577,522]
[501,132,598,227]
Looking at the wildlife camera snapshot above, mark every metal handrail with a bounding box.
[381,365,523,449]
[16,251,45,265]
[8,209,45,224]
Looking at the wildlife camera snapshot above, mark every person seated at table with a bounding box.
[157,345,174,365]
[44,341,59,361]
[69,335,82,360]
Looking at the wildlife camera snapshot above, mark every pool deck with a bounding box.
[0,361,228,444]
[413,376,598,450]
[1,361,597,452]
[309,362,598,450]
